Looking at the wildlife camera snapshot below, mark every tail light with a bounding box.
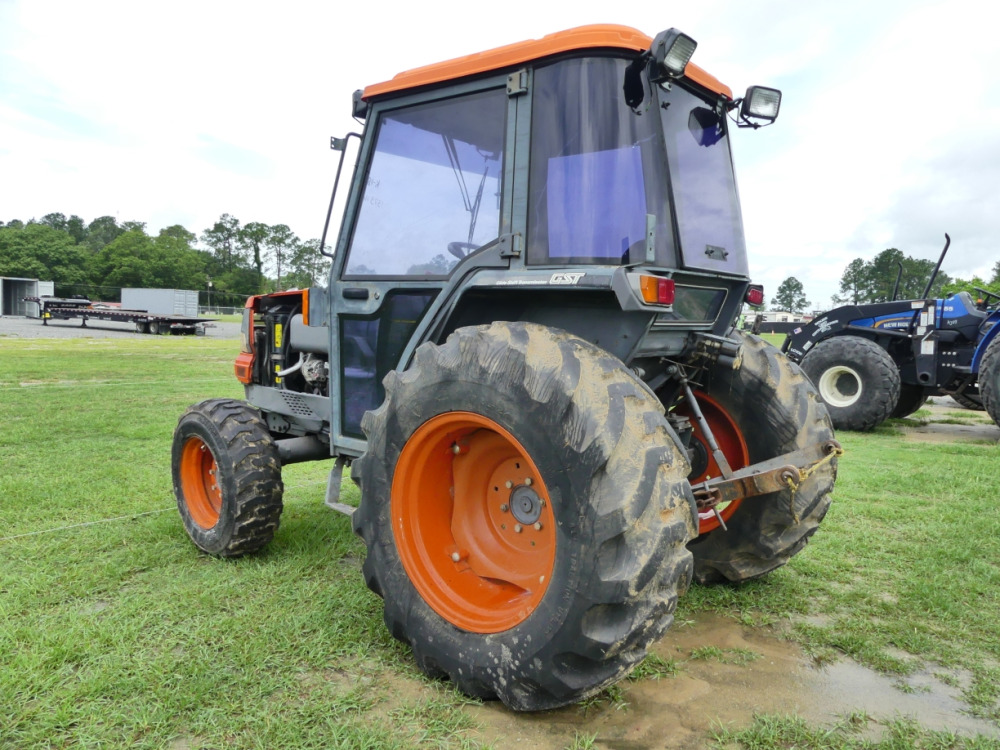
[745,285,765,306]
[639,275,676,305]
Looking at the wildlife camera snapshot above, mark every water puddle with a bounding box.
[463,612,998,748]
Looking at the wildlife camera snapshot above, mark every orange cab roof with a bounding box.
[362,24,732,101]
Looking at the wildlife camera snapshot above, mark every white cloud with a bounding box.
[2,0,997,309]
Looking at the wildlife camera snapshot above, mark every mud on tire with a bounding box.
[172,398,284,556]
[688,332,837,584]
[799,335,900,431]
[351,322,698,711]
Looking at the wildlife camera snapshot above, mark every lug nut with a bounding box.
[524,477,532,486]
[534,522,542,531]
[500,504,509,513]
[505,480,513,489]
[514,524,523,533]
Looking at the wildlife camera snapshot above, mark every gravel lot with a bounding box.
[0,315,241,340]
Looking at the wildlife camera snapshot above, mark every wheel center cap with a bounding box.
[509,485,542,524]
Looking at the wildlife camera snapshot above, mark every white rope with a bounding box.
[0,480,331,543]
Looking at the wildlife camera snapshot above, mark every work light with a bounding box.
[650,28,697,81]
[740,86,782,124]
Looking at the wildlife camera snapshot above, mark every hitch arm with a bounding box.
[691,439,842,516]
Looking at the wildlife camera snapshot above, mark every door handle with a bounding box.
[342,288,370,300]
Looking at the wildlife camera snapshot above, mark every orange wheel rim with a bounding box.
[676,392,750,534]
[392,412,556,633]
[179,436,223,529]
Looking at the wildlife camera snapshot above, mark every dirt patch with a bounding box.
[459,612,998,748]
[898,397,999,444]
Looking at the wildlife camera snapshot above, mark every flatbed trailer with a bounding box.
[24,296,210,335]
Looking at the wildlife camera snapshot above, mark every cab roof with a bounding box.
[362,24,732,101]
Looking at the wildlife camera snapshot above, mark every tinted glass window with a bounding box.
[527,58,674,266]
[346,89,506,277]
[659,86,747,275]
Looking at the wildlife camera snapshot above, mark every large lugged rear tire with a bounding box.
[172,398,284,556]
[799,335,900,431]
[686,333,838,584]
[351,322,698,711]
[979,336,1000,427]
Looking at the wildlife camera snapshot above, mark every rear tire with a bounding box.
[799,335,899,431]
[949,391,984,410]
[172,398,284,556]
[684,333,838,584]
[352,322,697,711]
[980,336,1000,427]
[892,384,930,418]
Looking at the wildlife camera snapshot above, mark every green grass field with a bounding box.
[2,334,999,749]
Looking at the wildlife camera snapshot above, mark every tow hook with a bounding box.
[691,439,842,526]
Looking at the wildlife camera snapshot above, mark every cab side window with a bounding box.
[345,89,507,277]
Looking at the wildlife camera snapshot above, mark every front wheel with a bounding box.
[892,383,930,418]
[979,336,1000,427]
[171,398,284,556]
[680,333,838,584]
[799,335,900,431]
[352,322,697,711]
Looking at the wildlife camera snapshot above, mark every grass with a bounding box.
[2,334,1000,748]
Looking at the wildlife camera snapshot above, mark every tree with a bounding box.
[202,214,243,273]
[84,216,124,252]
[285,238,330,288]
[831,258,866,305]
[0,223,89,291]
[264,224,298,290]
[833,248,952,305]
[238,222,270,291]
[771,277,810,313]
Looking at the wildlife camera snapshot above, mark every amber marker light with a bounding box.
[639,275,676,305]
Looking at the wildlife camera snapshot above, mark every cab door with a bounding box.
[327,80,511,454]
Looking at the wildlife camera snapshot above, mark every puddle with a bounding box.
[461,612,998,749]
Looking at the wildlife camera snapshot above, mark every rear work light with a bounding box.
[745,285,765,306]
[639,275,676,305]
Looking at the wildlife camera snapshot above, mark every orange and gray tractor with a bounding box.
[171,25,840,711]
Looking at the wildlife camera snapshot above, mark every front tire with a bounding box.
[892,383,930,418]
[979,336,1000,427]
[172,398,284,556]
[683,333,838,584]
[799,335,900,431]
[352,322,697,711]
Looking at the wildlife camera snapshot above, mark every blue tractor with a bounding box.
[782,236,1000,430]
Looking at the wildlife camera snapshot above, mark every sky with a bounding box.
[1,0,997,309]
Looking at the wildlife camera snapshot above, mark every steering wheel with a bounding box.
[448,242,479,260]
[973,287,1000,308]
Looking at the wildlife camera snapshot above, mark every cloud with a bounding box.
[1,0,997,311]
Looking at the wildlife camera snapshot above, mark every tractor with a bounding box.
[783,235,1000,431]
[171,24,839,711]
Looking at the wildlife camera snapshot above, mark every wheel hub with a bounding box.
[509,485,543,525]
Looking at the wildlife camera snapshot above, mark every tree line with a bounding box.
[767,248,1000,314]
[0,212,330,306]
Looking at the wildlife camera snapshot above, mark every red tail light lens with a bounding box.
[745,285,765,306]
[639,276,676,305]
